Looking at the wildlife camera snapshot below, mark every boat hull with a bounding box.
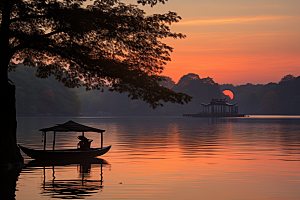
[18,145,111,160]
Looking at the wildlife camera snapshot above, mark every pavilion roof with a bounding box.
[201,102,236,106]
[201,98,237,106]
[39,120,105,133]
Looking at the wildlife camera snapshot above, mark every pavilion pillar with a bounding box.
[101,132,103,149]
[43,131,46,151]
[52,131,56,151]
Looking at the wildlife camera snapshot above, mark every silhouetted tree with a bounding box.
[1,0,192,168]
[220,74,300,115]
[245,93,259,114]
[259,90,280,114]
[173,74,221,114]
[279,74,295,83]
[277,75,300,114]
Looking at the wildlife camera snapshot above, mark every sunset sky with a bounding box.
[127,0,300,85]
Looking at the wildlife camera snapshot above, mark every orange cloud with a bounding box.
[174,15,293,26]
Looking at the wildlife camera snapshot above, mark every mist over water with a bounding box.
[15,116,300,200]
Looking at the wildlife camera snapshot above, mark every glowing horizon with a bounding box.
[174,15,294,26]
[132,0,300,85]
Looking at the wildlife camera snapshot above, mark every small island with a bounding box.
[183,98,245,117]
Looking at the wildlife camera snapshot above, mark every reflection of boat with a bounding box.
[24,158,109,199]
[25,157,109,167]
[18,120,111,159]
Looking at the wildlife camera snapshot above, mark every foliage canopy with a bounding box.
[1,0,192,108]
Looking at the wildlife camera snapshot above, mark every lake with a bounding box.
[13,116,300,199]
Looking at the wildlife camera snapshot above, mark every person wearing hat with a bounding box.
[77,136,93,150]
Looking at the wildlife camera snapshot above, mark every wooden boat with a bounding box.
[18,145,111,160]
[18,120,111,160]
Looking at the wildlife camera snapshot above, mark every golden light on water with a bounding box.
[16,117,300,199]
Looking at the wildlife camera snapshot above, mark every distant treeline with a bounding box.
[9,65,81,116]
[221,75,300,115]
[76,73,221,116]
[9,64,300,116]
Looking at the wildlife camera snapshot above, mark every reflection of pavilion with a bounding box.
[183,98,245,117]
[25,158,109,199]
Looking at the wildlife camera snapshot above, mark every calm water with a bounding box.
[15,116,300,200]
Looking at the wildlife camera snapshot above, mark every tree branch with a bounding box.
[11,30,66,54]
[10,14,49,24]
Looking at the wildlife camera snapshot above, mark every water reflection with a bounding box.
[16,116,300,200]
[24,158,108,199]
[111,116,300,162]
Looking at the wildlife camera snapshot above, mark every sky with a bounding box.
[126,0,300,85]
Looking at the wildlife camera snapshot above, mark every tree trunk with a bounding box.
[0,81,24,169]
[0,0,23,170]
[0,167,21,200]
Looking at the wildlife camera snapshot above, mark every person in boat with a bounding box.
[77,136,93,150]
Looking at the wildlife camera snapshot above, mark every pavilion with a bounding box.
[201,98,239,114]
[183,98,245,117]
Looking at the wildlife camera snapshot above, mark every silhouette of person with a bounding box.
[77,136,92,150]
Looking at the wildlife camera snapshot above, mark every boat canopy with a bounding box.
[39,120,105,133]
[39,120,106,150]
